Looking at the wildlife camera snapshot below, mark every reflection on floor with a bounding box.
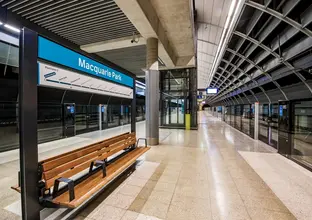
[1,111,311,219]
[74,112,295,220]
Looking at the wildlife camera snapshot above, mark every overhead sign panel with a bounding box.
[206,87,218,94]
[38,36,133,87]
[38,62,133,99]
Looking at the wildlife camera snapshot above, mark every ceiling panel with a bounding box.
[96,45,146,77]
[0,0,139,45]
[195,0,232,89]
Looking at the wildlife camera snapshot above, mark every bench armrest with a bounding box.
[136,138,147,148]
[53,177,75,202]
[89,160,107,178]
[95,160,107,178]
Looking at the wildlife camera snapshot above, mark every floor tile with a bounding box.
[87,204,126,220]
[128,198,147,213]
[118,184,143,197]
[246,207,296,220]
[154,181,176,193]
[141,199,169,219]
[211,202,250,220]
[158,174,179,184]
[136,213,164,220]
[166,204,212,220]
[148,190,173,204]
[126,177,149,187]
[210,191,244,207]
[104,193,136,209]
[240,195,289,213]
[121,210,139,220]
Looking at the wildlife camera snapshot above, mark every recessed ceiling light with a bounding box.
[4,24,20,33]
[0,21,3,25]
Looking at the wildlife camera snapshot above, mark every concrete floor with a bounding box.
[1,111,312,219]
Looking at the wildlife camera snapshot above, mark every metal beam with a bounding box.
[245,0,312,38]
[211,59,271,103]
[225,48,288,100]
[234,31,312,94]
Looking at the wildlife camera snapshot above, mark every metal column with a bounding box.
[99,104,102,130]
[145,37,159,145]
[254,102,259,140]
[19,28,41,220]
[131,78,136,133]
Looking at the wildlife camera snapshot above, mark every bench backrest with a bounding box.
[40,132,136,189]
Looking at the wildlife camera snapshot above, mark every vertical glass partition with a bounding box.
[0,39,21,219]
[160,68,197,129]
[242,104,252,137]
[291,99,312,168]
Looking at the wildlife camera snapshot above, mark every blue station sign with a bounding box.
[38,36,133,87]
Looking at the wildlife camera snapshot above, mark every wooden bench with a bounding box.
[11,132,149,208]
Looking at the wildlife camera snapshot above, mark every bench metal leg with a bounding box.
[89,160,107,178]
[136,138,147,148]
[53,177,75,202]
[95,160,107,178]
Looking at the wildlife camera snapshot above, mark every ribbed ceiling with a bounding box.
[206,0,312,105]
[97,45,146,77]
[0,0,139,45]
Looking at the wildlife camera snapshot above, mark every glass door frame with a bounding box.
[63,103,76,137]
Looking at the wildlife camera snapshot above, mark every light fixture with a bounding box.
[0,21,3,25]
[207,0,244,87]
[4,24,20,33]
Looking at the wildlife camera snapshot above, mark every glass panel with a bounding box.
[225,106,230,124]
[0,41,21,218]
[270,104,278,146]
[120,105,130,125]
[291,100,312,167]
[231,106,235,126]
[76,105,87,133]
[235,105,241,130]
[88,105,99,130]
[242,105,251,136]
[178,99,184,124]
[170,99,178,124]
[136,105,144,122]
[38,104,63,143]
[259,104,269,139]
[0,102,18,151]
[108,105,120,128]
[102,104,108,129]
[0,42,18,67]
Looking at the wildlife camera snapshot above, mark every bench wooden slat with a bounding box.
[43,137,134,180]
[52,147,150,208]
[42,133,134,171]
[40,132,129,164]
[10,132,149,209]
[44,138,136,188]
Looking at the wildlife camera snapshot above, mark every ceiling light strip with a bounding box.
[207,0,245,87]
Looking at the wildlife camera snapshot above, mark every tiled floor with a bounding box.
[1,111,310,219]
[75,112,297,220]
[240,151,312,220]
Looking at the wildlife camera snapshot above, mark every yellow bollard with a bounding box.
[185,114,191,130]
